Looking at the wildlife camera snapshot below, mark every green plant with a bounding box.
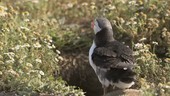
[0,0,170,95]
[0,1,84,95]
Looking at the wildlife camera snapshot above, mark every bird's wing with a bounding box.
[92,41,135,69]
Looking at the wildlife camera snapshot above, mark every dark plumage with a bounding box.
[92,40,135,69]
[89,17,136,95]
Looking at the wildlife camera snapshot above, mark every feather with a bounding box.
[92,41,135,69]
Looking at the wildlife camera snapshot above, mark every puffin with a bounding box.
[89,17,136,95]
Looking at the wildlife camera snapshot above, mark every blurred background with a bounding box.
[0,0,170,96]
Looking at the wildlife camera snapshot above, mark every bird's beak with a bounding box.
[91,21,94,29]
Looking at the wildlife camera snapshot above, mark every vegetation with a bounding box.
[0,0,84,95]
[0,0,170,96]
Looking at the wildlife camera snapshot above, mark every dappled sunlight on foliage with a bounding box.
[0,0,170,96]
[0,0,84,95]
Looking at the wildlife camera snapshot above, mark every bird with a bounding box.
[89,17,136,95]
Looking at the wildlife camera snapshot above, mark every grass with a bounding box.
[0,0,170,96]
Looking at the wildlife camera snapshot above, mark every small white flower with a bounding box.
[133,51,139,56]
[130,17,137,21]
[148,18,154,21]
[152,41,158,45]
[58,56,64,61]
[4,52,15,56]
[56,50,61,54]
[52,44,56,48]
[0,71,2,75]
[44,39,48,44]
[134,43,143,49]
[108,5,116,10]
[67,3,73,8]
[20,26,30,31]
[162,28,167,32]
[128,0,137,5]
[165,13,169,17]
[18,59,23,64]
[46,43,55,49]
[49,39,53,43]
[90,5,96,9]
[32,37,37,41]
[24,19,30,22]
[47,45,53,49]
[21,43,30,48]
[164,85,170,89]
[139,49,145,52]
[0,5,7,10]
[14,45,21,50]
[8,69,18,76]
[55,58,59,62]
[125,22,131,25]
[5,59,15,64]
[139,38,147,42]
[26,63,33,68]
[132,21,137,25]
[82,2,88,6]
[113,20,116,24]
[0,5,8,17]
[4,52,15,60]
[33,42,41,48]
[120,18,125,24]
[39,70,44,76]
[5,28,10,32]
[35,58,42,63]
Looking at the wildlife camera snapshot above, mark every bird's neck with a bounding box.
[94,28,114,46]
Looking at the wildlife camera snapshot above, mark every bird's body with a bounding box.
[89,17,136,95]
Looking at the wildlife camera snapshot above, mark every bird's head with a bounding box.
[91,17,112,34]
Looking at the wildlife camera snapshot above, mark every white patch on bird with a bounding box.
[123,68,127,70]
[93,20,101,34]
[89,41,111,87]
[89,41,97,72]
[113,80,134,89]
[96,67,111,87]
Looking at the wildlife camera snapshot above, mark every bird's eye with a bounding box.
[91,21,94,29]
